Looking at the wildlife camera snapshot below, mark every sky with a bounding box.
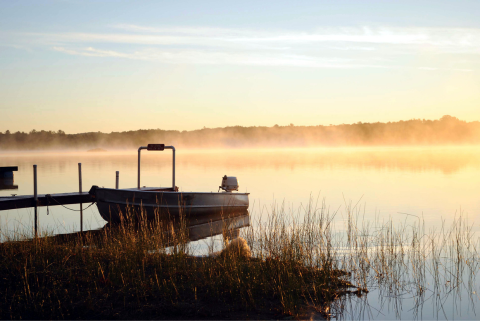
[1,0,480,134]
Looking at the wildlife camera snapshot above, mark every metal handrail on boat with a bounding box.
[137,144,175,190]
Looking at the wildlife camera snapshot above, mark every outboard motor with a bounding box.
[219,175,239,192]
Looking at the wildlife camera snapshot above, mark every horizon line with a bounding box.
[1,115,475,136]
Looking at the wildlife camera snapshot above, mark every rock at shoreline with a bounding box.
[210,237,251,258]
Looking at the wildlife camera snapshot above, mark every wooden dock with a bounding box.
[0,163,96,235]
[0,192,94,211]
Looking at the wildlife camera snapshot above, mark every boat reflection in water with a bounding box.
[49,209,250,248]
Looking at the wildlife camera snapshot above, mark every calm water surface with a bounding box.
[1,146,479,320]
[1,146,479,234]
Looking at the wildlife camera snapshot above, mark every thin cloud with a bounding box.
[53,46,390,69]
[4,25,480,69]
[110,25,480,48]
[19,26,480,49]
[53,46,131,58]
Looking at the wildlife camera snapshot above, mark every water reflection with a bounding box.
[47,210,250,251]
[1,146,479,237]
[334,256,479,321]
[3,146,480,174]
[178,147,480,174]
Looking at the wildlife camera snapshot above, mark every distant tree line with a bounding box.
[1,115,479,150]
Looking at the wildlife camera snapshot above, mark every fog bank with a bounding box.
[1,116,479,150]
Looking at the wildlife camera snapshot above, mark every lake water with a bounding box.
[1,146,479,234]
[1,146,479,320]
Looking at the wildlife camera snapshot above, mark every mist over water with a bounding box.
[2,116,480,150]
[1,146,479,233]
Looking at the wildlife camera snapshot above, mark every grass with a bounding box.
[330,201,480,319]
[0,205,355,320]
[0,198,479,320]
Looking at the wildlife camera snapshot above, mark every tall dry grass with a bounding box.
[0,198,478,319]
[241,197,479,319]
[0,204,352,319]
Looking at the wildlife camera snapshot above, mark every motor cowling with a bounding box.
[220,175,239,192]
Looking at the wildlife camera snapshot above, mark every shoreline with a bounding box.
[0,228,359,320]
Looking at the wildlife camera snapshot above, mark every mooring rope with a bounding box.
[45,194,96,215]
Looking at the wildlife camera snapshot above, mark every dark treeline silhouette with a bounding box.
[1,115,480,150]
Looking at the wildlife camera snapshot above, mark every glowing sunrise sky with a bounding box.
[1,0,480,133]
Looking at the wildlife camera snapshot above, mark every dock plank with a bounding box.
[0,192,94,211]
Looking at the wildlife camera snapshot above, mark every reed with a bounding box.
[0,204,353,319]
[330,202,480,319]
[0,198,478,320]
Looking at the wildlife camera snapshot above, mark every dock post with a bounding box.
[116,171,119,189]
[138,148,141,189]
[78,163,83,233]
[172,147,175,189]
[33,165,38,238]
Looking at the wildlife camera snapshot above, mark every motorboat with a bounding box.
[89,144,249,222]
